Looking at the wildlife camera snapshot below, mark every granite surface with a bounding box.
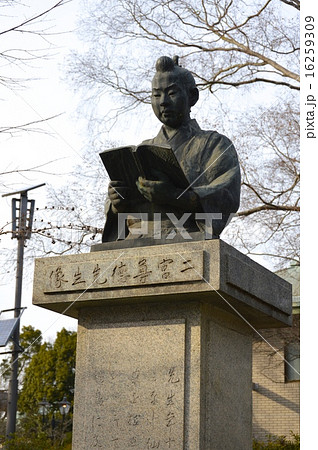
[72,302,252,449]
[33,239,292,328]
[31,240,293,449]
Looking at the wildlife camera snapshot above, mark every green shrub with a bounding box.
[2,431,72,450]
[3,432,55,450]
[253,432,300,449]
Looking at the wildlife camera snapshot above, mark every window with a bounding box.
[285,342,300,382]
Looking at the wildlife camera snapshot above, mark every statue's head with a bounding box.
[151,56,199,129]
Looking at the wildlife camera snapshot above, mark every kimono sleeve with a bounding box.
[190,132,241,236]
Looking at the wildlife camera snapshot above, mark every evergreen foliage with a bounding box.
[253,433,300,449]
[0,327,76,447]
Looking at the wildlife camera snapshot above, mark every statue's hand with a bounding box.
[136,171,177,205]
[136,170,201,212]
[108,181,132,213]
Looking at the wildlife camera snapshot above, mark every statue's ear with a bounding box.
[189,87,199,107]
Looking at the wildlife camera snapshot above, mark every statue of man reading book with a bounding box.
[101,56,241,242]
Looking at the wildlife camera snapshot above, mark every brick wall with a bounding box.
[252,317,300,442]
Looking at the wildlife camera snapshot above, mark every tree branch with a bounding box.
[0,1,69,36]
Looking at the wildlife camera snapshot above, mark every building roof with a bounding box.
[276,263,300,313]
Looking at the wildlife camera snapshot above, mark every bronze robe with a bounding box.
[102,119,240,242]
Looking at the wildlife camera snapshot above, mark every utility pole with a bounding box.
[2,183,45,438]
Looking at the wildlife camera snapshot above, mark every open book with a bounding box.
[100,144,189,189]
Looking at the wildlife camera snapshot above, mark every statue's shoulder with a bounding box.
[190,120,229,140]
[140,137,155,145]
[193,126,235,149]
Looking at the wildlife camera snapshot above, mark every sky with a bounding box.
[0,0,163,343]
[0,0,85,341]
[0,0,316,442]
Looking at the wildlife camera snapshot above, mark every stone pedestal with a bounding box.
[32,240,292,449]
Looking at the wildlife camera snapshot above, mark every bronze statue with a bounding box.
[102,56,240,242]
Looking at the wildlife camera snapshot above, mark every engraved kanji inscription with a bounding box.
[72,267,85,286]
[92,264,108,285]
[133,258,152,284]
[158,258,173,280]
[50,266,68,289]
[44,251,203,293]
[112,261,131,283]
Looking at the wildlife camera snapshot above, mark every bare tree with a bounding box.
[0,1,79,280]
[29,151,107,257]
[2,1,300,271]
[0,0,71,135]
[68,0,299,107]
[0,148,106,285]
[65,0,299,269]
[0,1,70,72]
[221,93,299,267]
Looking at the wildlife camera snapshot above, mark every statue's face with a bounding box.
[151,71,191,129]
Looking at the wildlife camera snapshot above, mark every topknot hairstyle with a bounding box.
[154,55,196,92]
[155,56,176,72]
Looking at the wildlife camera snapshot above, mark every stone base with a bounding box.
[32,239,292,449]
[73,301,252,450]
